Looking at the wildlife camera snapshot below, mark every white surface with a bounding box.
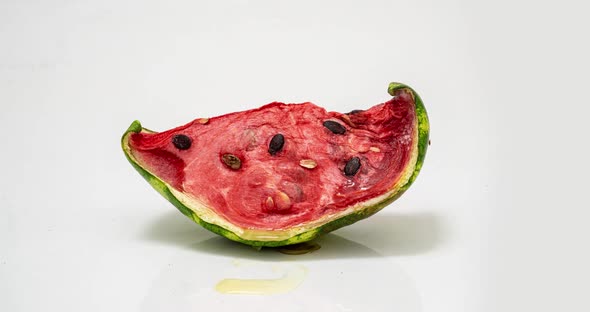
[1,1,588,311]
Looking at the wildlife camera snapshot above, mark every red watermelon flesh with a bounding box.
[129,90,416,230]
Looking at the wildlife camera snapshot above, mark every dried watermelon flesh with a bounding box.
[122,83,429,246]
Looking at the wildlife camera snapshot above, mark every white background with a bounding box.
[1,1,588,311]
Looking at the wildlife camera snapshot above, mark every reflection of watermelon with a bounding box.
[122,83,429,247]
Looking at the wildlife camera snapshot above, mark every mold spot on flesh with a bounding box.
[241,129,258,151]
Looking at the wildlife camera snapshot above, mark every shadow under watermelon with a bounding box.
[142,210,444,260]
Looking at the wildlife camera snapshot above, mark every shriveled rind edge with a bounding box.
[121,82,429,247]
[388,82,430,191]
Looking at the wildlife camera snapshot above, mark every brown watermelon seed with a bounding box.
[268,133,285,155]
[323,120,346,135]
[198,118,209,124]
[221,153,242,170]
[172,134,192,150]
[344,157,361,176]
[346,109,364,115]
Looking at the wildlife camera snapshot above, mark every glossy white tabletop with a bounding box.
[1,1,588,311]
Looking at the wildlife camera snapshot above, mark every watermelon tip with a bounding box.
[126,120,143,134]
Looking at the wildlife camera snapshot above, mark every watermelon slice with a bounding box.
[122,83,429,247]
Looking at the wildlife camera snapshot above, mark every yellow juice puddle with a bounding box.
[215,264,307,295]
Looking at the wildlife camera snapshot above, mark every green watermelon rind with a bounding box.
[121,82,429,247]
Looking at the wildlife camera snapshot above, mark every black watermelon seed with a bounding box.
[172,134,192,150]
[346,109,364,115]
[344,157,361,176]
[323,120,346,135]
[221,153,242,170]
[268,134,285,155]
